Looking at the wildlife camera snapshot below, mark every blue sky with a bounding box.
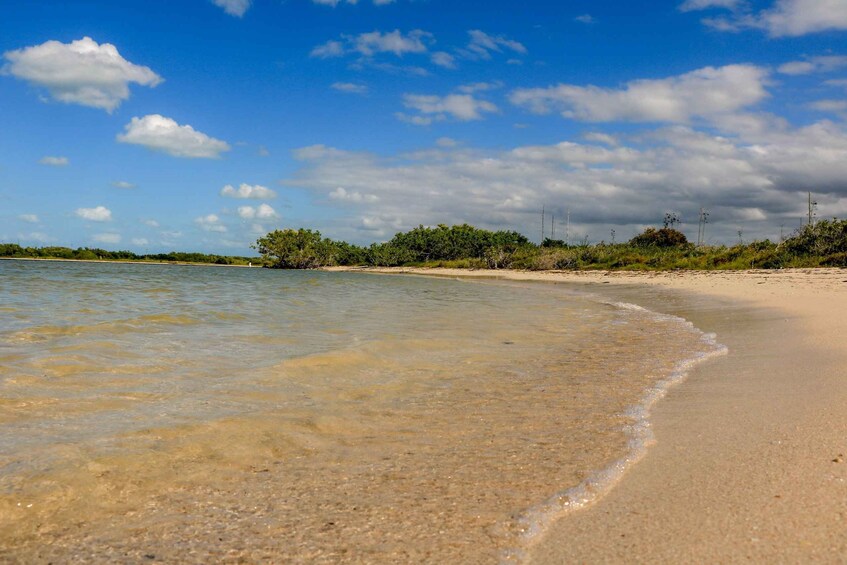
[2,0,847,253]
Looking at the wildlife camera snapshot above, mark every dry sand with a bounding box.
[333,267,847,562]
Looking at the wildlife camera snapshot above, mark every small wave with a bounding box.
[503,303,728,563]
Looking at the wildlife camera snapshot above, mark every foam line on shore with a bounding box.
[501,299,728,564]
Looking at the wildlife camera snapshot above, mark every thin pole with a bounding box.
[541,205,545,244]
[552,215,555,240]
[566,208,570,246]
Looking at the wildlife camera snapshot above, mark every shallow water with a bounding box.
[0,260,720,562]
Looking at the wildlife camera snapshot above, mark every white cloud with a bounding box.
[695,0,847,37]
[678,0,741,11]
[395,113,439,126]
[460,30,527,61]
[21,232,52,243]
[329,187,379,202]
[212,0,251,17]
[574,14,596,23]
[436,137,459,147]
[143,219,160,228]
[117,115,230,159]
[19,214,39,223]
[283,114,847,244]
[131,238,149,246]
[312,0,397,6]
[75,206,112,222]
[220,183,277,199]
[39,156,69,166]
[810,100,847,115]
[583,132,620,146]
[353,29,431,56]
[458,81,503,94]
[402,93,498,123]
[258,145,270,157]
[510,64,769,123]
[3,37,161,112]
[332,82,368,94]
[760,0,847,36]
[778,55,847,75]
[311,40,346,58]
[237,204,278,219]
[311,30,432,59]
[431,51,457,69]
[112,180,136,189]
[195,214,227,232]
[93,233,121,244]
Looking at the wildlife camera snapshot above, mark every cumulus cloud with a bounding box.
[2,37,161,112]
[282,116,847,244]
[112,180,136,189]
[195,214,227,232]
[143,219,160,228]
[212,0,251,17]
[220,183,277,199]
[131,238,149,246]
[311,29,432,59]
[510,64,769,123]
[574,14,596,23]
[332,82,368,94]
[76,206,112,222]
[400,93,498,124]
[237,204,278,219]
[39,156,69,166]
[19,214,39,223]
[778,55,847,75]
[93,233,121,244]
[117,115,230,159]
[692,0,847,37]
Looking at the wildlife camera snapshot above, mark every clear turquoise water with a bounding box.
[0,259,720,562]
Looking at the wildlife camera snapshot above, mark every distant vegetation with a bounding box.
[253,219,847,271]
[5,219,847,271]
[0,244,254,266]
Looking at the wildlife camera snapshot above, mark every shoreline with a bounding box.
[0,256,257,268]
[328,266,847,561]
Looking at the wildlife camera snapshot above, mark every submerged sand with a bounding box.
[342,267,847,562]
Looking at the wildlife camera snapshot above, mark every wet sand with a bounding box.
[338,267,847,562]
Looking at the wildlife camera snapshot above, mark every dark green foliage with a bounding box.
[253,228,335,269]
[7,216,847,272]
[0,244,254,265]
[629,228,689,248]
[385,224,528,263]
[783,219,847,257]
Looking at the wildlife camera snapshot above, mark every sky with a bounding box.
[1,0,847,253]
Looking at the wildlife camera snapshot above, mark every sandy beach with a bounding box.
[332,267,847,562]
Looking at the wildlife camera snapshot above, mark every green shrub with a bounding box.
[629,228,689,248]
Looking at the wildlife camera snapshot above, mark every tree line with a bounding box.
[253,220,847,270]
[0,244,254,266]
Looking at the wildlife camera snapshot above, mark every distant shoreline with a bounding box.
[0,257,258,268]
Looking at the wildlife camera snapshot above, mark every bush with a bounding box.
[629,228,689,248]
